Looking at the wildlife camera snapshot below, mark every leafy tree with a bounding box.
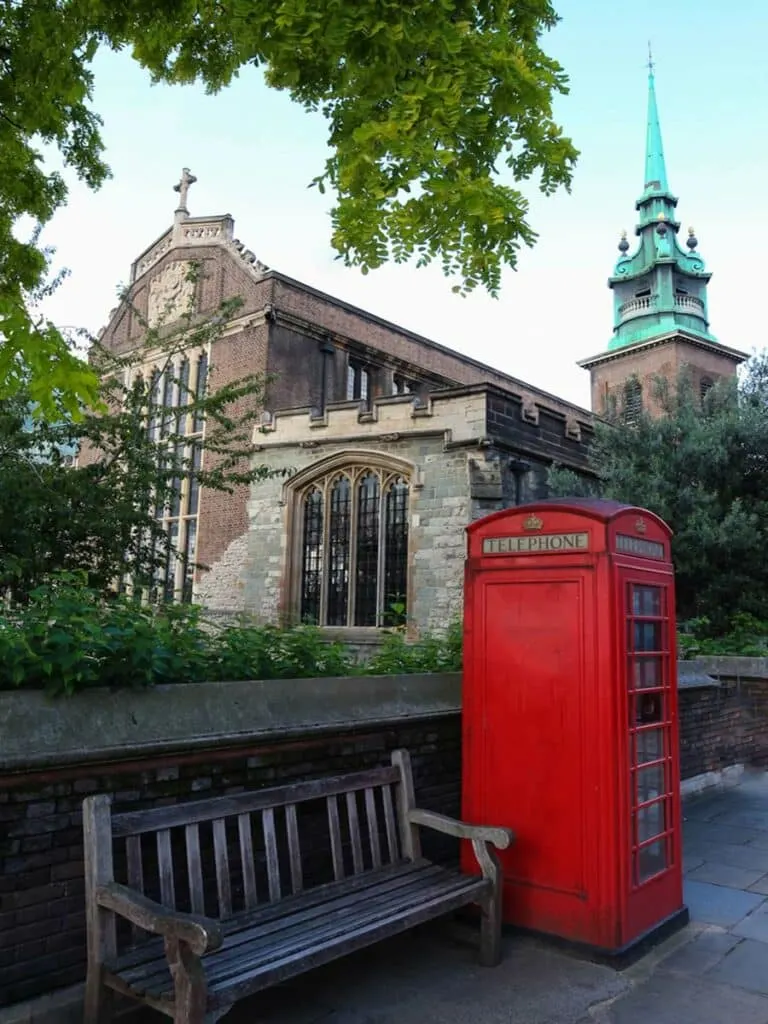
[548,360,768,631]
[0,277,281,602]
[1,0,578,412]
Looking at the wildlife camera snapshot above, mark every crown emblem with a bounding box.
[635,517,647,534]
[523,514,543,532]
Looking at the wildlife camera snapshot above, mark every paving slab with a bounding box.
[733,902,768,943]
[747,875,768,895]
[708,938,768,995]
[683,820,761,846]
[711,809,768,830]
[685,840,768,873]
[686,860,767,889]
[657,926,741,975]
[683,879,765,927]
[590,970,768,1024]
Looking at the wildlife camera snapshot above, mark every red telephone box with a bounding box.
[462,499,688,956]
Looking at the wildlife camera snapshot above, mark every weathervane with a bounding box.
[173,167,197,215]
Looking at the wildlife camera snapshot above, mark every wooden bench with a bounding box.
[83,750,514,1024]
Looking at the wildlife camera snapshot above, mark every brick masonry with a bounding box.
[0,716,461,1008]
[679,675,768,780]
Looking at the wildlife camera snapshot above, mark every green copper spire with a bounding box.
[643,48,669,195]
[605,54,717,352]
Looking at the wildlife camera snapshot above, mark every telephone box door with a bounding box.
[466,564,601,939]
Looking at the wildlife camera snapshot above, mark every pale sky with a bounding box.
[37,0,768,411]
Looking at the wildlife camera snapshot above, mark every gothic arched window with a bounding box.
[295,462,411,627]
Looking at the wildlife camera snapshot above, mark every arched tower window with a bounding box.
[700,377,714,405]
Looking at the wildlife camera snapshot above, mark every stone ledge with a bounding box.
[0,673,462,774]
[677,660,720,690]
[696,656,768,681]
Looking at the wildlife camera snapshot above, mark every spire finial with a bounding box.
[173,167,197,216]
[643,52,669,194]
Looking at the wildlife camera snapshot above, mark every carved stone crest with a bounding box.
[147,261,195,327]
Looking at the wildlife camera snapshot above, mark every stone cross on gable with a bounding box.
[173,167,197,214]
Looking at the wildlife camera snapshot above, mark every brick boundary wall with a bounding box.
[3,660,768,1009]
[0,715,461,1006]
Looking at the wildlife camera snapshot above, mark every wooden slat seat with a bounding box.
[83,750,514,1024]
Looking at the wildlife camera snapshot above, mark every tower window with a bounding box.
[700,377,714,404]
[635,288,651,298]
[623,379,643,423]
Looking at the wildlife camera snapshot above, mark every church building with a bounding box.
[93,65,743,638]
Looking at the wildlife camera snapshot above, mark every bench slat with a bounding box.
[112,862,427,975]
[238,814,258,910]
[285,804,303,895]
[382,786,398,864]
[263,808,281,902]
[364,788,381,869]
[345,792,363,874]
[125,836,144,945]
[210,876,487,1005]
[121,865,481,998]
[327,796,344,882]
[185,824,205,915]
[213,819,233,918]
[156,830,175,910]
[111,767,400,837]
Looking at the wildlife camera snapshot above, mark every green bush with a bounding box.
[0,575,462,694]
[677,613,768,659]
[365,620,462,675]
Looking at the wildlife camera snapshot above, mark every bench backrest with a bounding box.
[83,750,421,948]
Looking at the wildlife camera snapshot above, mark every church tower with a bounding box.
[579,59,747,415]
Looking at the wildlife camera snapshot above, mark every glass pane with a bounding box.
[638,839,667,883]
[354,473,380,626]
[637,800,665,843]
[181,520,197,603]
[300,489,324,625]
[637,764,665,804]
[636,728,664,765]
[634,621,661,652]
[327,477,352,626]
[633,692,663,727]
[384,479,409,626]
[346,365,356,400]
[176,359,190,435]
[633,656,662,689]
[193,353,208,433]
[633,586,662,617]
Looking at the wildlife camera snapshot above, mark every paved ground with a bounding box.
[147,772,768,1024]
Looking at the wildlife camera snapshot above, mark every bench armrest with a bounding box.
[96,882,222,956]
[408,809,514,884]
[408,809,514,850]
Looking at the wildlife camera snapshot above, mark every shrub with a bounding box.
[366,620,462,675]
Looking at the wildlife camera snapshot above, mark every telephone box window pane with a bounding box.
[638,839,667,883]
[634,621,661,652]
[633,656,662,689]
[636,728,664,764]
[633,692,663,727]
[637,800,665,842]
[633,586,662,617]
[637,764,665,804]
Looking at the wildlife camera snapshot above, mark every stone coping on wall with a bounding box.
[0,673,462,774]
[677,660,720,690]
[695,656,768,681]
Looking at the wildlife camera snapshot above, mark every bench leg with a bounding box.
[83,967,112,1024]
[479,884,503,967]
[166,937,208,1024]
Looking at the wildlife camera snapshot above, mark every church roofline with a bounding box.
[578,331,750,371]
[262,269,594,421]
